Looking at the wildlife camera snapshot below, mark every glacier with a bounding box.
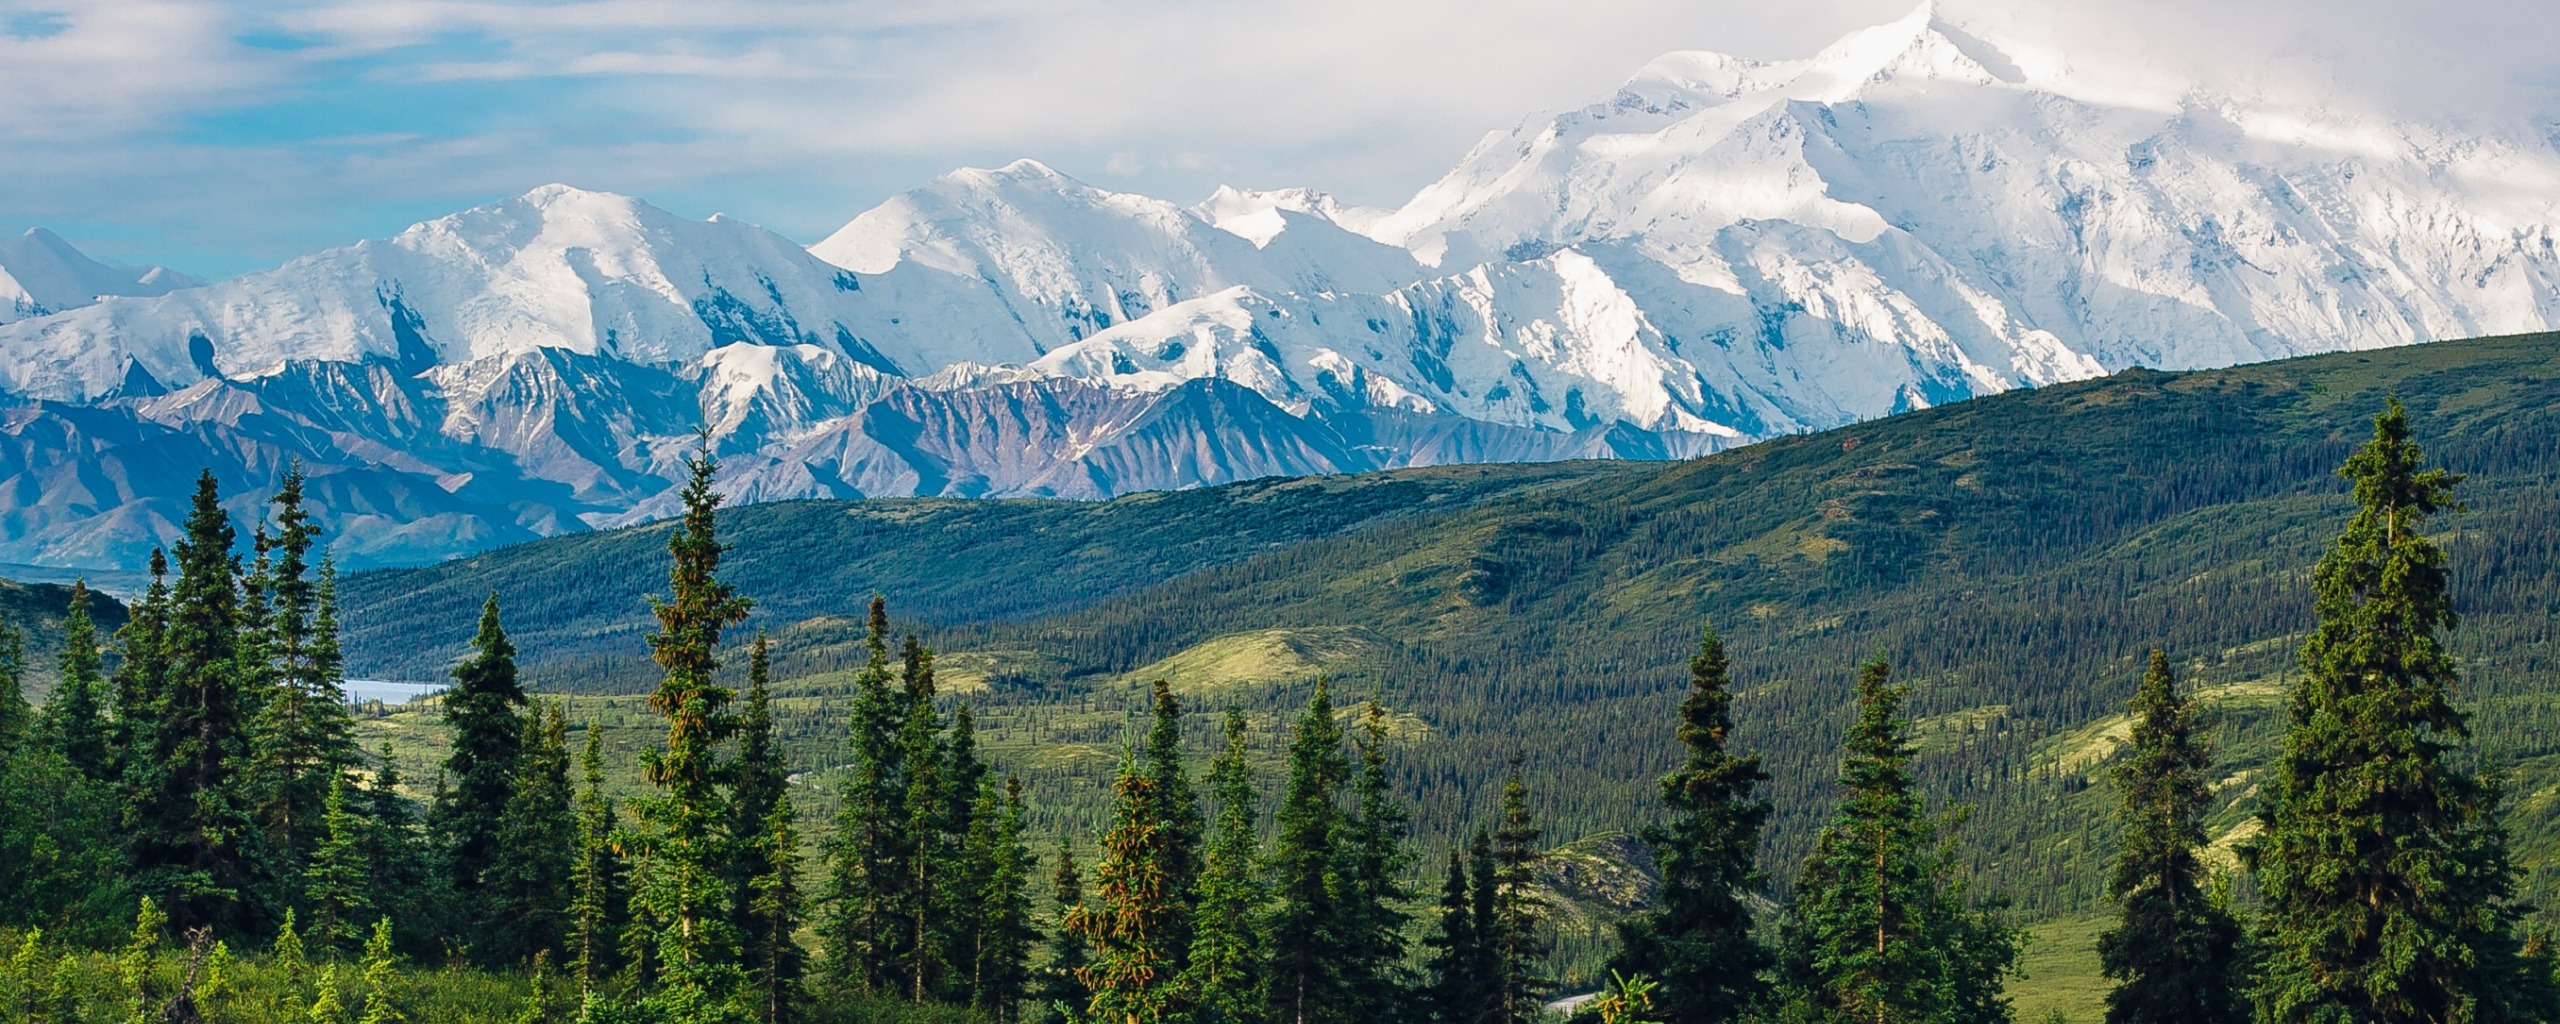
[2,1,2556,569]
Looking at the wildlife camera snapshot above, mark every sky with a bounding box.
[3,0,2556,279]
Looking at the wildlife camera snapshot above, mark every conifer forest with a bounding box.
[9,335,2560,1024]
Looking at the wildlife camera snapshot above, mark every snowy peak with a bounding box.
[0,228,201,324]
[1787,2,2020,100]
[0,185,889,400]
[0,3,2556,570]
[1193,185,1390,246]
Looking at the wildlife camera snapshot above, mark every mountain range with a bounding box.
[4,2,2558,570]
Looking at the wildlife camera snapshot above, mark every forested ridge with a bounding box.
[7,330,2560,1023]
[341,331,2560,919]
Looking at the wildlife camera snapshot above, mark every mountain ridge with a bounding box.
[4,2,2558,568]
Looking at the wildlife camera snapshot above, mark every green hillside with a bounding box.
[0,576,127,695]
[336,330,2560,939]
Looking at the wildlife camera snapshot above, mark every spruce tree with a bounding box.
[732,633,788,879]
[570,723,630,993]
[1034,839,1091,1024]
[111,550,172,781]
[2251,399,2556,1024]
[935,707,1001,1007]
[1420,847,1490,1024]
[1266,679,1347,1024]
[487,700,577,965]
[943,775,1002,1009]
[946,704,989,850]
[1066,747,1187,1024]
[0,625,25,748]
[40,580,113,781]
[732,633,802,1017]
[438,593,527,924]
[972,776,1040,1023]
[1141,680,1203,934]
[2097,651,2244,1024]
[820,597,903,994]
[128,470,258,934]
[1341,700,1413,1022]
[250,467,354,865]
[1183,709,1268,1024]
[360,744,439,959]
[626,439,756,1017]
[1465,831,1500,1024]
[746,794,806,1024]
[1773,660,2019,1024]
[1487,765,1550,1024]
[302,777,374,957]
[892,637,947,1001]
[1610,629,1773,1024]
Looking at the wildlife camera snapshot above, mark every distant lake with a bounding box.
[344,679,445,705]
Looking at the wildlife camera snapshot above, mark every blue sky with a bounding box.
[4,0,2552,279]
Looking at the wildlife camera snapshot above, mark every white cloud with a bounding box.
[3,0,2555,276]
[0,0,275,139]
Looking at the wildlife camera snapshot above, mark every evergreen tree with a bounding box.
[1340,700,1412,1022]
[234,518,275,740]
[1465,831,1501,1024]
[0,626,26,748]
[1183,710,1267,1024]
[1141,680,1203,950]
[1420,847,1490,1024]
[39,580,113,780]
[732,632,803,1019]
[942,774,1000,1009]
[570,723,630,994]
[127,470,259,934]
[819,597,903,994]
[946,704,989,852]
[302,777,374,957]
[934,705,1001,1008]
[892,636,947,1001]
[487,700,578,965]
[1266,680,1347,1024]
[970,776,1040,1023]
[2250,399,2557,1024]
[1610,629,1773,1024]
[110,550,171,781]
[1034,839,1091,1024]
[1066,747,1187,1024]
[2095,651,2245,1024]
[732,632,787,904]
[1773,660,2020,1024]
[249,467,355,866]
[1487,765,1549,1024]
[437,593,528,924]
[746,794,806,1024]
[360,744,440,960]
[625,438,756,1019]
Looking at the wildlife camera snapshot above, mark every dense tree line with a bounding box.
[5,399,2560,1024]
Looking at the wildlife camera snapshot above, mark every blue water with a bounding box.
[344,679,445,705]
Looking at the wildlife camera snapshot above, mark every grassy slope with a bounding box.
[337,331,2560,1014]
[339,461,1636,684]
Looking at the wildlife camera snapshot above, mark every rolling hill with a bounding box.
[335,329,2560,935]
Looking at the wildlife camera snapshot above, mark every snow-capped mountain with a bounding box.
[3,1,2557,569]
[0,229,200,325]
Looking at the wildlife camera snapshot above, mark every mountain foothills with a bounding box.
[6,330,2560,1024]
[338,328,2560,917]
[6,4,2560,569]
